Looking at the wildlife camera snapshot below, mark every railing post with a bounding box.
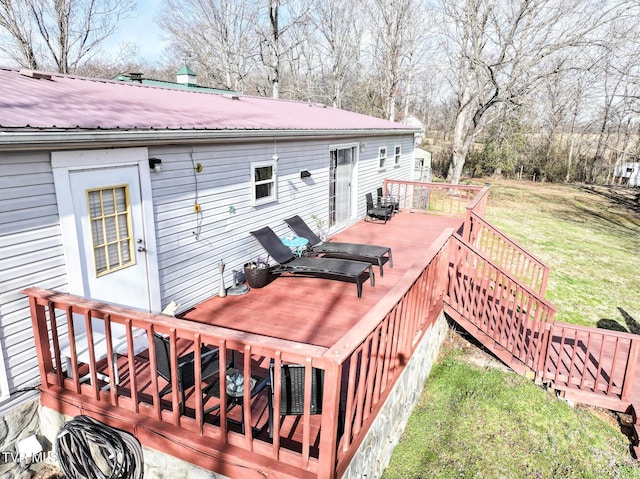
[539,269,549,298]
[463,206,473,243]
[622,337,640,403]
[317,360,341,479]
[29,295,53,390]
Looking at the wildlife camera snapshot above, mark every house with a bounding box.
[402,115,426,144]
[614,161,640,187]
[6,67,635,478]
[413,147,432,182]
[0,67,420,476]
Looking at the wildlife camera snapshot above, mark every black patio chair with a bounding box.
[153,333,233,414]
[249,226,375,298]
[267,363,324,439]
[366,192,392,223]
[284,215,393,276]
[377,186,399,215]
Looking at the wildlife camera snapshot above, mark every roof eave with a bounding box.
[0,128,420,152]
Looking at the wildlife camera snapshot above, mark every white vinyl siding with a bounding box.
[147,135,414,312]
[0,152,69,399]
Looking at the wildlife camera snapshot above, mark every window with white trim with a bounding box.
[394,145,401,166]
[378,147,387,169]
[87,185,135,276]
[251,161,277,205]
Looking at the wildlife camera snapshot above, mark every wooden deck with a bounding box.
[25,208,463,479]
[24,181,640,476]
[181,213,463,348]
[541,321,640,410]
[446,234,640,413]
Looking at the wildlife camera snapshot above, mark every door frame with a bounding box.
[328,142,360,232]
[52,147,161,313]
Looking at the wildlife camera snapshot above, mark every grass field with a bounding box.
[381,180,640,479]
[382,332,640,479]
[481,180,640,329]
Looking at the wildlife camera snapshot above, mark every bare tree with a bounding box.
[364,0,415,121]
[310,0,364,108]
[256,0,312,99]
[439,0,640,184]
[0,0,134,73]
[158,0,259,91]
[0,1,40,69]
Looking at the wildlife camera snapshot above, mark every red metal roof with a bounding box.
[0,68,411,132]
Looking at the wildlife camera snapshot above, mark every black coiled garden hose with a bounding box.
[55,415,143,479]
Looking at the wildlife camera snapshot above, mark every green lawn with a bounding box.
[481,181,640,329]
[382,180,640,478]
[382,339,640,479]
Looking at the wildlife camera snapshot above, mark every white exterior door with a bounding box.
[69,166,151,310]
[53,148,160,320]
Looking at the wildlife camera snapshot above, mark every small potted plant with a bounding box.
[243,256,270,288]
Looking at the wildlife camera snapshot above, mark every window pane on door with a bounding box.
[87,185,135,276]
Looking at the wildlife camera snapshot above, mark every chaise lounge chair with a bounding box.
[250,226,375,298]
[284,215,393,277]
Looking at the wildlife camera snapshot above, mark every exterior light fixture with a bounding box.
[300,170,312,179]
[148,158,163,172]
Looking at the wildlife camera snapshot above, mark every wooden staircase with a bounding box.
[446,226,640,459]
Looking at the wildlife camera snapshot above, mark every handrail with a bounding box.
[447,236,557,371]
[463,212,550,296]
[447,233,639,412]
[540,321,640,406]
[24,287,333,476]
[333,229,452,477]
[383,179,485,217]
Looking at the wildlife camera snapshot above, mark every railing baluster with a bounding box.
[125,319,139,413]
[47,302,63,388]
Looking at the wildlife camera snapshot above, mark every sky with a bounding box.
[0,0,168,67]
[106,0,168,64]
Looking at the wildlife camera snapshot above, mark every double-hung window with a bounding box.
[378,147,387,169]
[251,161,277,205]
[394,145,401,166]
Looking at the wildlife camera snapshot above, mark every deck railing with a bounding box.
[446,235,557,372]
[23,231,453,479]
[26,288,335,477]
[382,179,487,217]
[446,234,640,412]
[464,212,550,296]
[538,321,640,410]
[332,231,451,477]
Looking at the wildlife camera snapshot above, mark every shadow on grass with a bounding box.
[577,184,640,214]
[597,308,640,335]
